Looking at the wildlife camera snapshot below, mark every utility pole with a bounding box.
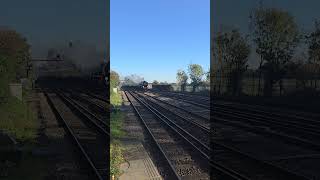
[217,28,223,95]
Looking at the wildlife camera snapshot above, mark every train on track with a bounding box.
[91,61,109,87]
[141,81,149,90]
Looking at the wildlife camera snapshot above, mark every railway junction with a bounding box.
[26,77,109,179]
[119,85,320,180]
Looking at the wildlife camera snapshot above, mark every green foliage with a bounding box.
[176,69,188,85]
[152,80,159,84]
[0,29,30,99]
[110,141,124,177]
[110,70,120,89]
[214,29,250,95]
[110,112,125,138]
[0,29,30,82]
[188,64,204,91]
[110,112,125,178]
[176,69,188,91]
[250,6,299,96]
[110,91,122,108]
[0,96,37,142]
[306,20,320,81]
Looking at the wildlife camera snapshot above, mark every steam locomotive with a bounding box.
[141,81,149,90]
[91,61,109,87]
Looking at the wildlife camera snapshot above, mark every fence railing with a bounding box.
[212,72,320,96]
[171,85,210,93]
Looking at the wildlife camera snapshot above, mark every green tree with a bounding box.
[214,29,250,96]
[176,69,188,91]
[188,64,204,92]
[110,70,122,108]
[110,70,120,89]
[250,6,299,96]
[306,20,320,89]
[152,80,159,85]
[0,29,30,99]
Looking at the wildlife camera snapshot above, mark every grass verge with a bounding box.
[110,91,125,179]
[110,90,122,108]
[0,95,37,143]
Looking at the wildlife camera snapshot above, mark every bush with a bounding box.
[110,141,124,178]
[0,96,37,142]
[110,91,122,109]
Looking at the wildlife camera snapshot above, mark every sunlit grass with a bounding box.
[110,110,125,179]
[110,91,122,108]
[111,112,125,138]
[110,140,124,178]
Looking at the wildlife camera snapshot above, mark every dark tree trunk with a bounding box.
[257,57,263,96]
[263,71,273,97]
[279,79,283,96]
[192,85,196,92]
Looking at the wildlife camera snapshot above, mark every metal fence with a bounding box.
[212,70,320,96]
[171,84,210,93]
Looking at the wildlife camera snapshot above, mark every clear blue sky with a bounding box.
[110,0,210,83]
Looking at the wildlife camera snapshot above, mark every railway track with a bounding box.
[66,89,108,114]
[153,91,210,109]
[134,91,210,148]
[44,89,108,180]
[142,92,209,122]
[130,91,313,180]
[74,88,109,104]
[155,91,320,149]
[125,91,210,180]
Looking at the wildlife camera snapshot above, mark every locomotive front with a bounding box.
[142,81,148,90]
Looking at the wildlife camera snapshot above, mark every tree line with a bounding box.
[213,5,320,97]
[0,29,30,100]
[176,64,210,92]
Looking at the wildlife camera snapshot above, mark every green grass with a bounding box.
[110,111,125,179]
[0,95,37,143]
[110,112,125,138]
[110,91,123,108]
[110,141,124,179]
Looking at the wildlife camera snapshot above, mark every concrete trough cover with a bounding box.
[9,83,22,101]
[0,131,17,146]
[0,131,21,163]
[119,143,162,180]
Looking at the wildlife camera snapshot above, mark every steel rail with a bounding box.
[124,91,181,180]
[66,89,107,113]
[214,106,320,138]
[127,91,249,180]
[131,91,312,180]
[141,92,209,122]
[154,92,210,109]
[135,92,209,133]
[56,90,109,135]
[44,91,104,180]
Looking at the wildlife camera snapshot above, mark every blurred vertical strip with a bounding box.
[210,0,214,178]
